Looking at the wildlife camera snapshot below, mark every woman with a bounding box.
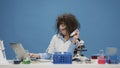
[30,13,80,59]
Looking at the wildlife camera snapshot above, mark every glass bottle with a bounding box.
[98,49,106,64]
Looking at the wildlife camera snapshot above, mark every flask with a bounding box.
[98,49,106,64]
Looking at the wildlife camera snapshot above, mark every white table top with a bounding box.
[0,60,120,68]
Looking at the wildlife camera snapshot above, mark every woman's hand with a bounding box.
[29,53,40,59]
[72,29,80,44]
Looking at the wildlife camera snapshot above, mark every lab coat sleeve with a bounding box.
[39,35,57,59]
[68,44,76,56]
[46,35,56,54]
[39,53,51,59]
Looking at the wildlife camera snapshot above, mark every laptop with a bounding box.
[10,43,52,63]
[10,43,29,60]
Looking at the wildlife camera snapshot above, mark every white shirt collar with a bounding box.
[57,33,72,42]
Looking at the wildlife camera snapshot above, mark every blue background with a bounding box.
[0,0,120,59]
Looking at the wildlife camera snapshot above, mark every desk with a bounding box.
[0,61,120,68]
[0,64,120,68]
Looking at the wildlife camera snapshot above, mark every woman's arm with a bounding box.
[29,35,57,59]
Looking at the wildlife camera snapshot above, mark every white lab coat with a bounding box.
[39,34,76,59]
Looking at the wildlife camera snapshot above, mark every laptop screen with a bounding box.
[10,43,29,60]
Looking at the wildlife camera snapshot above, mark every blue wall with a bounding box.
[0,0,120,59]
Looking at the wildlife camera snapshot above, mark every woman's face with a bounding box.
[59,23,68,36]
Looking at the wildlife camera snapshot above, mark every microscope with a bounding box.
[72,39,89,62]
[70,29,89,62]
